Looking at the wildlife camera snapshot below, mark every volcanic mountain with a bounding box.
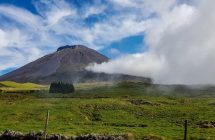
[0,45,151,84]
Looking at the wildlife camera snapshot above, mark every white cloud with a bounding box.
[82,4,106,18]
[88,0,215,85]
[87,53,167,79]
[0,5,42,29]
[108,48,120,55]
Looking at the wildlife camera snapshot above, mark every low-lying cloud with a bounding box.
[88,0,215,85]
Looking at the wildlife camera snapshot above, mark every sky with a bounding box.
[0,0,147,74]
[1,0,215,84]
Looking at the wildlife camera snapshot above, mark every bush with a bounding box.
[49,82,75,93]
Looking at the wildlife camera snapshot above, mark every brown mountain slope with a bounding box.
[0,45,151,84]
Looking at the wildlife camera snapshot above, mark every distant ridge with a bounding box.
[0,45,151,84]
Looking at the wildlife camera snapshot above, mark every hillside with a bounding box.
[0,45,151,84]
[0,81,46,93]
[0,82,215,139]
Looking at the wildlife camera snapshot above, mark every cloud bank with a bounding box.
[88,0,215,84]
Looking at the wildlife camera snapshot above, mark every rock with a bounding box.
[142,135,165,140]
[57,45,78,52]
[197,121,215,128]
[0,130,23,139]
[0,130,126,140]
[129,99,160,106]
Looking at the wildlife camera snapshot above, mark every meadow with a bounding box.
[0,81,215,139]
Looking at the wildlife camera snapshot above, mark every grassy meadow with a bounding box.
[0,81,47,93]
[0,81,215,139]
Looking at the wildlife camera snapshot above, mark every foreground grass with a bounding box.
[0,81,215,139]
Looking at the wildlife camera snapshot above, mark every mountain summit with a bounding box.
[0,45,151,84]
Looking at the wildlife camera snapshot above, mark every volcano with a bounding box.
[0,45,151,84]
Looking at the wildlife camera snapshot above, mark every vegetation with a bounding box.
[0,81,47,93]
[49,82,75,93]
[0,81,215,139]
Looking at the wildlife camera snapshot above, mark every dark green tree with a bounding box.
[49,82,75,93]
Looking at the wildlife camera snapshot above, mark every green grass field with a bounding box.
[0,81,47,93]
[0,81,215,139]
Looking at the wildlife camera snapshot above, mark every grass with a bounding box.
[0,81,47,93]
[0,81,215,139]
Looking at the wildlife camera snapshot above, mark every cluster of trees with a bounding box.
[49,82,75,93]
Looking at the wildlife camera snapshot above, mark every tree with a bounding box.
[49,82,75,93]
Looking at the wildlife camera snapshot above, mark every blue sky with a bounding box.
[0,0,37,13]
[0,0,149,75]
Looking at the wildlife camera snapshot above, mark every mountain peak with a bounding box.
[0,44,110,83]
[0,44,150,84]
[57,45,87,52]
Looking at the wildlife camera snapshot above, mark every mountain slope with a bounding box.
[0,45,151,84]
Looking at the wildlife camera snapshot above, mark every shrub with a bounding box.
[49,82,75,93]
